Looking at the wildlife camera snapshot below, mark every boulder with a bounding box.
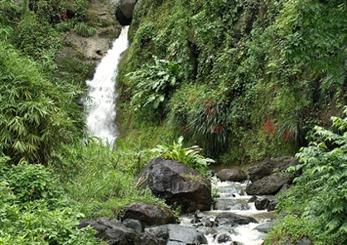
[120,203,177,227]
[246,173,292,195]
[116,0,137,25]
[255,198,270,210]
[145,225,207,245]
[215,213,257,226]
[79,218,139,244]
[216,168,247,182]
[247,157,297,182]
[138,158,212,213]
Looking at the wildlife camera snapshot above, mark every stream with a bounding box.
[180,176,275,245]
[83,24,274,245]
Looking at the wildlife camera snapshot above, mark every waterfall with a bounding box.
[85,26,129,145]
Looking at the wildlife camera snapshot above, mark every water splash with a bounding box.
[85,26,129,145]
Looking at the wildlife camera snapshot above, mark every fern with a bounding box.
[151,136,214,175]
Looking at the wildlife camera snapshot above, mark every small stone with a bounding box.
[248,195,257,203]
[217,233,232,243]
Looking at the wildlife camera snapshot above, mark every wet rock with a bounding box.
[255,197,278,211]
[214,199,249,211]
[217,233,232,243]
[255,198,270,210]
[79,218,139,244]
[216,168,247,182]
[246,173,292,195]
[201,217,214,227]
[267,199,278,211]
[255,220,275,233]
[215,213,257,226]
[248,195,257,203]
[138,158,212,213]
[140,232,167,245]
[116,0,137,25]
[248,157,297,182]
[201,227,218,235]
[120,203,177,227]
[145,224,207,244]
[122,219,143,233]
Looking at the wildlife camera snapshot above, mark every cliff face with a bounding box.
[118,0,347,163]
[55,0,122,82]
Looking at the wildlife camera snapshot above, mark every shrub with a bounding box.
[267,108,347,244]
[0,42,76,164]
[73,22,96,37]
[0,159,97,244]
[151,136,215,175]
[168,83,231,156]
[127,56,183,112]
[12,14,60,59]
[4,164,65,206]
[0,202,97,245]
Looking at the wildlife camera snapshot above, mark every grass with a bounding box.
[51,140,165,218]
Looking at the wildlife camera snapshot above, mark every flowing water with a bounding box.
[85,26,129,145]
[180,177,275,245]
[83,23,273,244]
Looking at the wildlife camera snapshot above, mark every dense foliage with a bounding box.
[52,141,163,218]
[119,0,347,163]
[266,109,347,244]
[128,57,183,113]
[0,157,97,244]
[0,0,346,244]
[0,42,76,164]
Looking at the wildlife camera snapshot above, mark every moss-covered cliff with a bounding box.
[118,0,347,163]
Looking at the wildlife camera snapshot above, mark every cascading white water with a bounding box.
[85,26,129,145]
[180,177,275,245]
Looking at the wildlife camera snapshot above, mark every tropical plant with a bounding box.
[294,108,347,241]
[151,136,215,175]
[267,107,347,244]
[12,14,60,59]
[0,160,97,244]
[127,56,183,111]
[0,42,76,164]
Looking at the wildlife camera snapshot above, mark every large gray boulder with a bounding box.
[80,218,170,245]
[145,225,207,244]
[116,0,137,25]
[120,203,177,227]
[246,173,292,195]
[138,158,212,213]
[216,167,247,182]
[247,157,297,182]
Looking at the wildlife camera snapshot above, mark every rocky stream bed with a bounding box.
[80,157,297,244]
